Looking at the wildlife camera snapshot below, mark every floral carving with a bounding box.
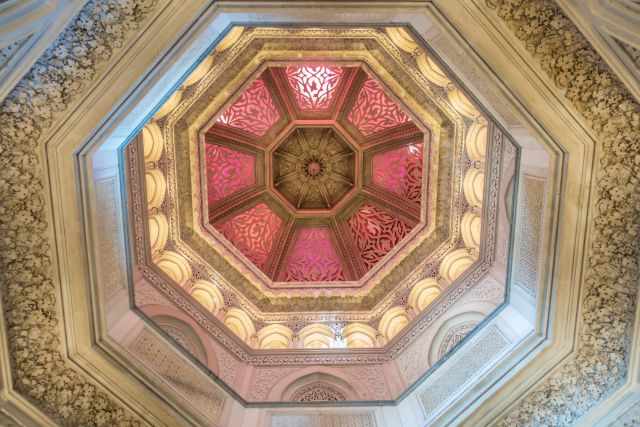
[286,65,344,110]
[347,203,412,271]
[290,383,347,402]
[205,143,256,205]
[216,77,280,137]
[347,77,409,136]
[280,227,346,282]
[486,1,640,425]
[0,0,161,425]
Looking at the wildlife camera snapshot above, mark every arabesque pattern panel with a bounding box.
[372,143,424,204]
[281,227,346,282]
[216,77,280,137]
[286,65,344,110]
[347,77,409,136]
[205,143,256,205]
[216,203,283,270]
[347,203,412,271]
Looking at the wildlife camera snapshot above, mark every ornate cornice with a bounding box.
[486,0,640,425]
[0,0,160,425]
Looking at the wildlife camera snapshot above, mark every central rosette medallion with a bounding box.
[273,128,355,210]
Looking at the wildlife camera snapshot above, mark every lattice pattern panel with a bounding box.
[347,77,409,136]
[205,143,256,205]
[281,227,346,282]
[372,142,424,204]
[215,203,283,270]
[216,77,280,137]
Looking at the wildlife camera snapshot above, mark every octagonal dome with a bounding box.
[118,25,524,406]
[202,64,427,282]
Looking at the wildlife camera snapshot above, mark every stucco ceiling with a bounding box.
[1,0,639,426]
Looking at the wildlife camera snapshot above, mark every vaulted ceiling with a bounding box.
[1,1,639,426]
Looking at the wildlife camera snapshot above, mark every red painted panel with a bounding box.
[216,203,283,271]
[205,143,256,205]
[216,77,280,137]
[285,65,344,110]
[281,227,346,282]
[347,203,412,271]
[347,77,409,136]
[372,143,424,204]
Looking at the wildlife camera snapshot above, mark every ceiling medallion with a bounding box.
[273,128,355,210]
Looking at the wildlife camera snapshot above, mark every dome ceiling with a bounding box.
[204,64,425,282]
[5,0,633,423]
[121,26,518,403]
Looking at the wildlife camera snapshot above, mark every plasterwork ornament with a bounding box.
[615,39,640,70]
[486,0,640,425]
[0,0,634,423]
[0,0,161,425]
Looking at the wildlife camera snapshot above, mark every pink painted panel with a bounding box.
[216,203,283,271]
[372,143,424,204]
[285,65,344,110]
[347,77,409,136]
[205,143,256,206]
[281,228,346,282]
[347,204,412,271]
[216,77,280,137]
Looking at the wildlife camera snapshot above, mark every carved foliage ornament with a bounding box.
[0,1,160,425]
[485,0,640,425]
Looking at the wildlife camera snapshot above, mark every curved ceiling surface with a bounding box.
[205,64,426,282]
[119,25,522,404]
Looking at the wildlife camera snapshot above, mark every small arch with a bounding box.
[280,372,359,402]
[154,89,183,119]
[439,248,475,284]
[463,167,485,208]
[429,311,484,365]
[256,324,294,349]
[139,304,219,373]
[408,278,441,312]
[215,27,244,52]
[298,324,335,349]
[148,213,168,255]
[155,250,192,286]
[447,83,480,118]
[183,56,214,87]
[224,307,255,344]
[342,323,378,348]
[145,169,166,209]
[190,280,224,314]
[461,211,482,249]
[385,27,419,54]
[142,122,164,162]
[465,118,488,161]
[416,53,450,87]
[378,306,410,342]
[151,314,208,364]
